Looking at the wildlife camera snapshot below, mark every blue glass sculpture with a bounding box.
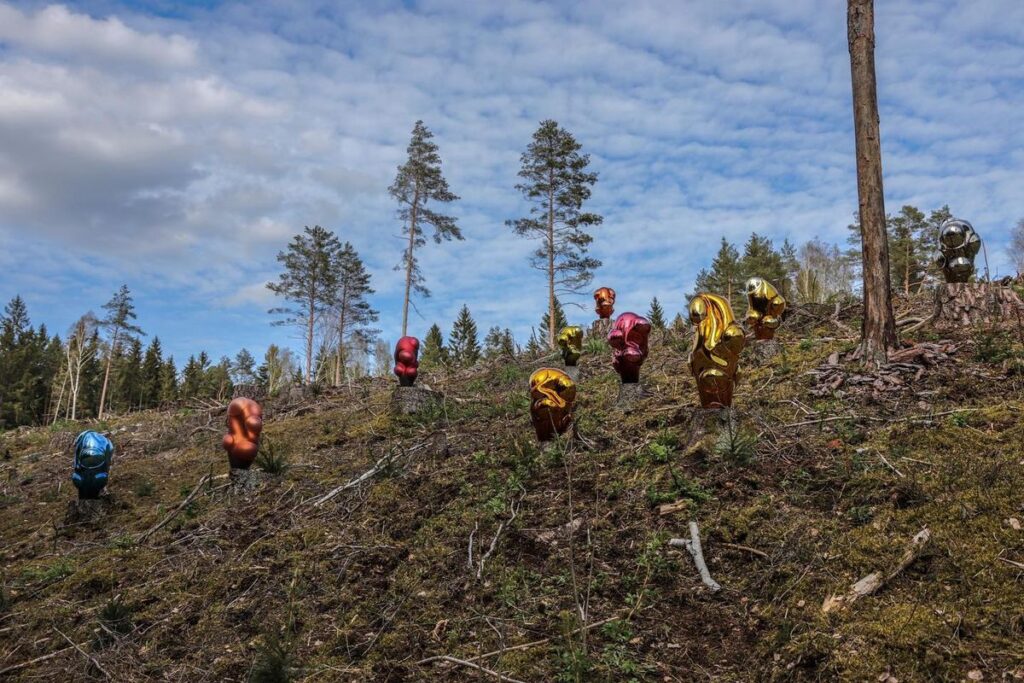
[72,431,114,499]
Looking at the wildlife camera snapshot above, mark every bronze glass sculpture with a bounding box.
[608,312,651,384]
[935,218,981,283]
[688,294,746,408]
[557,326,583,367]
[529,368,577,442]
[594,287,616,320]
[222,397,264,469]
[745,277,786,340]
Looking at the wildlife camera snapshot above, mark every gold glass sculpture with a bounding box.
[529,368,577,442]
[745,277,786,340]
[688,294,746,408]
[557,326,583,367]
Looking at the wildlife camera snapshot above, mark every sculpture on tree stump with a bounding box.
[594,287,616,320]
[529,368,576,442]
[745,277,786,340]
[935,218,981,283]
[689,294,745,409]
[222,397,264,469]
[72,431,114,499]
[393,336,420,387]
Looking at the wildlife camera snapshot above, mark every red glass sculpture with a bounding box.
[222,397,264,469]
[608,312,651,383]
[394,336,420,387]
[594,287,616,319]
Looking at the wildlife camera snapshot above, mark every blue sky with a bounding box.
[0,0,1022,367]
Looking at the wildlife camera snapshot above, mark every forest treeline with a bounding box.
[2,116,1022,430]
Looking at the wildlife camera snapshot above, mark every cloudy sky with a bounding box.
[1,0,1021,365]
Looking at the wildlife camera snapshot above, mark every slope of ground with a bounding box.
[2,299,1024,682]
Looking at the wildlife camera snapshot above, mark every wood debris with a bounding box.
[806,342,957,397]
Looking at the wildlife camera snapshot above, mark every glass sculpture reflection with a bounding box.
[745,277,786,340]
[688,294,746,408]
[935,218,981,283]
[529,368,577,442]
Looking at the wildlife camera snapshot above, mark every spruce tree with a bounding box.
[141,337,164,409]
[484,327,517,359]
[421,323,449,368]
[508,120,602,349]
[694,238,742,308]
[267,225,343,384]
[389,121,462,336]
[739,233,789,298]
[232,348,257,385]
[647,297,667,330]
[116,336,144,411]
[97,285,144,419]
[449,305,481,368]
[537,298,568,346]
[332,242,379,384]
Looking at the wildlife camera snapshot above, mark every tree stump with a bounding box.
[615,382,647,411]
[391,386,441,416]
[589,319,612,340]
[65,497,109,524]
[935,282,1024,328]
[229,467,264,493]
[748,339,782,363]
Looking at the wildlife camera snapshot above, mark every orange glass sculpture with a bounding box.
[529,368,577,442]
[608,312,651,383]
[394,336,420,387]
[222,397,264,469]
[594,287,616,319]
[688,294,746,408]
[745,277,786,340]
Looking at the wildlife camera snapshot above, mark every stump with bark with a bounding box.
[615,382,647,411]
[934,282,1024,328]
[391,386,441,416]
[65,497,109,524]
[229,467,264,493]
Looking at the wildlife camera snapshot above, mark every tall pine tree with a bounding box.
[507,120,603,349]
[389,121,462,336]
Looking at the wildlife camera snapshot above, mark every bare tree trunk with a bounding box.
[402,189,420,337]
[547,180,556,350]
[335,285,349,386]
[848,0,897,367]
[306,295,315,385]
[97,328,118,420]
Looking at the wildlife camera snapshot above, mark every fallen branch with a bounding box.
[669,521,721,592]
[54,627,110,679]
[719,542,770,560]
[416,655,527,683]
[822,527,930,613]
[478,491,523,579]
[0,644,76,676]
[136,473,213,543]
[313,450,397,507]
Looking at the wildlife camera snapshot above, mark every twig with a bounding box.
[467,522,478,571]
[998,557,1024,570]
[719,542,770,560]
[54,627,110,679]
[874,450,905,478]
[0,646,75,676]
[477,493,522,580]
[136,473,212,543]
[669,521,722,592]
[416,655,527,683]
[313,450,397,507]
[822,527,931,613]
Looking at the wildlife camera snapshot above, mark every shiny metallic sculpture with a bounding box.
[222,397,264,469]
[745,277,786,340]
[557,326,583,367]
[529,368,577,442]
[72,431,113,499]
[594,287,616,320]
[608,312,652,383]
[394,336,420,387]
[935,218,981,283]
[688,294,746,408]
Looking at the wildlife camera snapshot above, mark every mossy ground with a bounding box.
[2,298,1024,682]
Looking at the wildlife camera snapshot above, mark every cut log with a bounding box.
[935,282,1024,328]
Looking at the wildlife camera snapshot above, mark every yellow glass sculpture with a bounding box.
[745,277,786,340]
[557,326,583,367]
[688,294,746,408]
[529,368,577,442]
